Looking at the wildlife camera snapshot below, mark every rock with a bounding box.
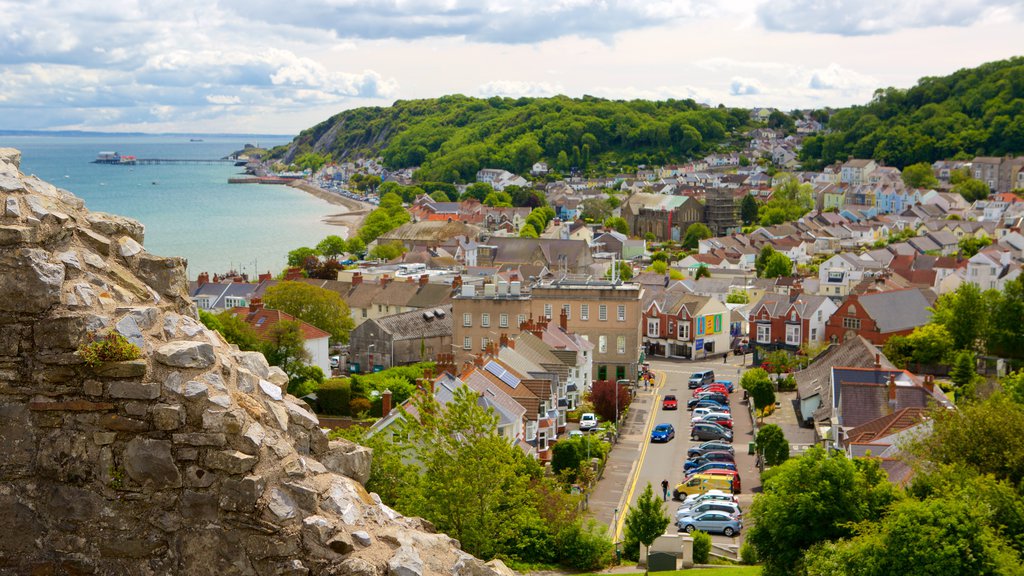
[152,404,183,430]
[180,490,219,520]
[267,366,289,387]
[286,400,318,430]
[91,359,147,378]
[107,381,160,400]
[352,531,372,547]
[0,147,21,168]
[205,449,257,475]
[322,439,373,485]
[388,546,424,576]
[117,236,144,258]
[259,379,283,401]
[337,558,380,576]
[57,250,82,270]
[87,211,145,244]
[240,422,266,455]
[124,438,181,489]
[266,486,298,522]
[154,341,215,368]
[0,248,64,313]
[99,413,149,432]
[92,431,117,445]
[484,559,516,576]
[114,314,146,349]
[322,479,363,525]
[171,433,226,447]
[220,475,264,512]
[235,351,270,378]
[327,533,355,555]
[184,465,216,488]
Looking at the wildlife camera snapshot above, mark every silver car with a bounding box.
[676,511,743,536]
[676,500,742,520]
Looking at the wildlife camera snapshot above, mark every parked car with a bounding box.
[662,394,678,410]
[682,489,739,507]
[688,370,716,389]
[714,380,735,393]
[683,461,739,477]
[329,355,340,369]
[692,383,729,397]
[568,430,584,439]
[578,413,598,431]
[676,500,742,521]
[694,412,733,429]
[690,407,716,423]
[688,441,735,459]
[650,423,676,443]
[685,450,736,472]
[699,469,742,493]
[687,397,729,411]
[676,511,742,536]
[691,422,733,442]
[690,392,729,406]
[673,473,735,500]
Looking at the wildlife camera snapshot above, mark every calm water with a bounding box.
[5,134,345,280]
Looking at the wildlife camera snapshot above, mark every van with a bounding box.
[700,469,742,493]
[688,370,716,389]
[673,473,735,500]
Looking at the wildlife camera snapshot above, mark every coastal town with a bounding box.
[185,108,1024,567]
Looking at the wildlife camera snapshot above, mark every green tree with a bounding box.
[345,237,366,257]
[483,191,513,207]
[762,252,793,278]
[953,177,991,202]
[316,235,347,259]
[987,277,1024,360]
[605,262,634,281]
[287,246,320,268]
[1001,370,1024,405]
[623,483,671,559]
[755,424,789,467]
[579,197,612,222]
[930,282,988,351]
[646,260,668,274]
[755,245,776,277]
[369,240,407,261]
[748,447,899,576]
[263,281,355,344]
[740,368,776,421]
[461,182,493,202]
[261,319,309,381]
[295,152,329,173]
[959,235,993,257]
[681,222,712,250]
[519,225,540,238]
[603,216,629,235]
[551,439,582,481]
[740,194,760,226]
[949,350,980,402]
[726,290,749,304]
[429,190,451,202]
[694,264,711,280]
[901,161,940,189]
[199,309,263,352]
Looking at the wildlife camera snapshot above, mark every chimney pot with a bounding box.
[352,271,363,286]
[419,274,429,287]
[249,297,263,312]
[197,272,210,285]
[382,389,393,416]
[559,307,568,331]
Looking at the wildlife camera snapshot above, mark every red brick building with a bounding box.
[823,289,934,346]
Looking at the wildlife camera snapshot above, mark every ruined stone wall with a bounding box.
[0,148,502,576]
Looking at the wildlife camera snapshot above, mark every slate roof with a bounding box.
[845,407,930,446]
[796,335,891,421]
[832,368,945,429]
[372,305,452,341]
[857,289,934,333]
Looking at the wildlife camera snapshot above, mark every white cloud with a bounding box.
[807,63,877,92]
[206,95,242,105]
[477,80,565,97]
[758,0,1022,36]
[729,77,763,96]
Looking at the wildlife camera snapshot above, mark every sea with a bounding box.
[4,133,347,280]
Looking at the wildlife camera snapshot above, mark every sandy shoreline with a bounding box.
[288,180,371,239]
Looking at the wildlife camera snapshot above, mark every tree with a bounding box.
[429,190,451,202]
[461,182,493,202]
[261,319,309,381]
[287,246,319,268]
[694,264,711,280]
[930,282,988,351]
[987,277,1024,360]
[740,368,776,421]
[603,216,629,235]
[623,483,670,559]
[953,177,991,202]
[646,260,668,274]
[579,197,612,222]
[369,240,407,261]
[590,380,631,423]
[519,226,539,238]
[484,191,513,207]
[949,350,979,402]
[682,222,712,250]
[748,447,899,576]
[605,262,634,281]
[740,194,759,226]
[755,424,789,467]
[726,290,749,304]
[901,161,939,189]
[263,281,355,344]
[551,440,582,481]
[959,235,993,257]
[345,237,366,257]
[1001,370,1024,405]
[755,245,776,277]
[761,252,792,278]
[200,309,262,352]
[316,235,347,259]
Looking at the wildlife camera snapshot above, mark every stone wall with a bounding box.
[0,148,501,576]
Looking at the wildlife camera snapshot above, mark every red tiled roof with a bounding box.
[229,306,331,341]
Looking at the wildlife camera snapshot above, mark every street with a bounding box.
[611,356,760,555]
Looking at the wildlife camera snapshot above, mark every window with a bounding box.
[481,337,489,350]
[225,297,245,308]
[463,313,472,327]
[538,431,548,451]
[544,304,552,319]
[499,313,508,328]
[616,365,626,380]
[618,305,626,321]
[597,365,608,381]
[599,304,608,321]
[679,322,690,340]
[517,314,526,328]
[647,318,660,337]
[481,313,490,328]
[817,310,822,322]
[581,304,589,320]
[562,304,571,320]
[362,308,367,318]
[599,335,607,354]
[463,336,471,350]
[378,304,383,313]
[756,324,771,344]
[785,324,801,346]
[790,311,797,321]
[617,335,626,354]
[810,328,817,341]
[842,317,861,330]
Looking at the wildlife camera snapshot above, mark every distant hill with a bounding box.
[799,56,1024,169]
[271,94,751,182]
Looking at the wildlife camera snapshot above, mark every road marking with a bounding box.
[613,369,666,541]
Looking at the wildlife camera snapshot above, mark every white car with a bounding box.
[682,490,739,507]
[690,407,715,423]
[676,500,743,520]
[579,413,598,431]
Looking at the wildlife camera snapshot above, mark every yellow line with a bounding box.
[612,369,666,541]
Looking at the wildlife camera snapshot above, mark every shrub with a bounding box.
[740,541,759,565]
[349,397,372,417]
[590,380,632,423]
[78,332,142,367]
[692,530,712,564]
[555,520,613,570]
[318,378,351,415]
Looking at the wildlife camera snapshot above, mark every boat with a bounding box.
[92,151,137,165]
[190,138,204,142]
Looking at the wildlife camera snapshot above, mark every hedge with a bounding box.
[318,378,351,416]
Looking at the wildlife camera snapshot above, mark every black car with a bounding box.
[687,441,736,459]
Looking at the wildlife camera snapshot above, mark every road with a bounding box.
[614,357,759,554]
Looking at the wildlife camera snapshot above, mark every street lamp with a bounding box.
[367,336,376,373]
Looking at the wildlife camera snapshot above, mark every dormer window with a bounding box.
[848,305,857,315]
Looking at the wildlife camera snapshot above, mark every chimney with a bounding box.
[284,267,303,281]
[510,272,519,282]
[258,272,272,283]
[559,307,568,331]
[500,333,509,348]
[249,297,263,313]
[382,389,393,416]
[212,274,220,283]
[887,373,898,413]
[451,275,463,292]
[352,271,363,286]
[233,276,244,283]
[874,354,881,369]
[380,275,391,287]
[473,354,485,368]
[923,374,935,393]
[664,273,670,288]
[406,276,414,283]
[197,272,210,285]
[419,274,429,287]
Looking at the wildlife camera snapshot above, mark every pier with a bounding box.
[133,158,237,165]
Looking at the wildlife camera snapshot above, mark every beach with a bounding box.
[288,180,372,239]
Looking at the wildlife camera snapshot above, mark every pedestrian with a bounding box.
[723,350,729,363]
[661,479,669,501]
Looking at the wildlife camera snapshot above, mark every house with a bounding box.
[190,273,260,311]
[476,168,528,191]
[457,236,595,274]
[840,159,878,186]
[965,248,1023,291]
[796,336,890,425]
[593,230,646,261]
[347,305,453,372]
[816,253,883,300]
[823,288,935,346]
[376,220,484,252]
[747,292,838,354]
[621,192,705,242]
[229,298,332,376]
[642,286,730,360]
[971,156,1024,193]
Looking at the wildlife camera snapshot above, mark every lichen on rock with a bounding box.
[0,148,499,576]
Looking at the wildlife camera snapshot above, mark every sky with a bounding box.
[0,0,1021,136]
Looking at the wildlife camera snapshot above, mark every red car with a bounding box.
[662,394,678,410]
[694,413,734,429]
[693,384,729,398]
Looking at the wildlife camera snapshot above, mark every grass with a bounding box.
[575,568,760,576]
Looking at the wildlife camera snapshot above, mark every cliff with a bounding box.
[0,148,503,576]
